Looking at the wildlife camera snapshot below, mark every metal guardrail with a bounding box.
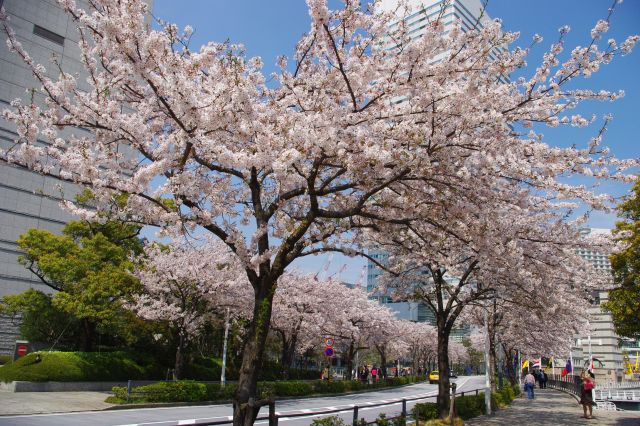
[193,386,487,426]
[596,389,640,401]
[598,381,640,390]
[546,377,581,397]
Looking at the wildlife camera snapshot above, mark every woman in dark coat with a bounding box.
[579,372,595,419]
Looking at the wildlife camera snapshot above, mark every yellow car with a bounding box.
[428,370,439,384]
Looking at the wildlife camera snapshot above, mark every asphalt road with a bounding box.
[0,376,486,426]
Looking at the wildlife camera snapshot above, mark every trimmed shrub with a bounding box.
[454,394,485,420]
[204,383,237,401]
[0,355,11,365]
[0,351,164,383]
[311,416,345,426]
[412,402,439,421]
[112,375,426,404]
[123,381,207,403]
[271,380,313,397]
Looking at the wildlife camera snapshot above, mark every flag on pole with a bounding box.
[521,359,529,370]
[562,357,573,377]
[546,357,554,371]
[532,358,542,368]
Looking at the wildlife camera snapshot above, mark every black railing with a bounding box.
[195,386,486,426]
[546,375,581,397]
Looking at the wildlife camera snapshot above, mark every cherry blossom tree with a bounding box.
[130,238,249,379]
[269,272,324,379]
[371,187,620,414]
[315,281,390,380]
[1,0,637,422]
[400,321,438,374]
[363,307,408,378]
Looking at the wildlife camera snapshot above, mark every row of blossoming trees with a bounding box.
[129,237,452,381]
[1,0,637,422]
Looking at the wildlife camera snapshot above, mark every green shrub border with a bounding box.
[413,383,521,421]
[109,376,425,404]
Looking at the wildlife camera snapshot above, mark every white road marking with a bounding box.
[178,420,196,425]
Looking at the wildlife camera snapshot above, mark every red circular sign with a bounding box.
[17,345,28,357]
[324,347,334,357]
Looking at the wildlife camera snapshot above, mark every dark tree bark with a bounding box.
[277,328,299,380]
[233,278,276,426]
[502,344,518,385]
[81,318,95,352]
[376,344,388,379]
[174,332,186,380]
[344,339,357,380]
[436,328,452,419]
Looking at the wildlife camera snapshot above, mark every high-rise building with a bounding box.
[0,0,151,354]
[379,0,492,36]
[366,0,488,338]
[571,228,625,383]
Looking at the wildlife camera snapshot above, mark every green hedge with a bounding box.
[113,381,207,402]
[413,384,521,421]
[0,355,11,365]
[0,351,164,383]
[412,402,439,421]
[113,376,425,404]
[182,357,318,381]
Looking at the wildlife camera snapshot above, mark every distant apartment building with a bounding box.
[571,228,625,383]
[0,0,151,354]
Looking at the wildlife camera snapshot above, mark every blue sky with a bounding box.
[151,0,640,283]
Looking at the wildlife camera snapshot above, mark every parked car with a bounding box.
[428,370,439,384]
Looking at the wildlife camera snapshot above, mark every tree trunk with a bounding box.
[437,328,452,419]
[503,345,517,385]
[174,332,186,380]
[488,312,498,391]
[345,339,356,381]
[233,281,276,426]
[280,332,298,380]
[376,345,388,379]
[81,318,95,352]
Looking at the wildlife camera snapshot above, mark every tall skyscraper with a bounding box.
[0,0,151,354]
[379,0,492,36]
[367,0,488,336]
[572,228,625,383]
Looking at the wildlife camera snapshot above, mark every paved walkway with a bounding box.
[0,389,113,415]
[465,389,640,425]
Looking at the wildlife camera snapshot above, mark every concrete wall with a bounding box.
[0,380,161,392]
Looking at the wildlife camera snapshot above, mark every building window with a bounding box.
[33,25,64,46]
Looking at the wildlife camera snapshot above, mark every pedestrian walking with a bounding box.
[541,370,548,389]
[524,371,536,399]
[371,365,378,382]
[580,371,596,419]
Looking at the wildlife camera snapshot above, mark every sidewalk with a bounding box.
[0,389,114,415]
[465,388,640,425]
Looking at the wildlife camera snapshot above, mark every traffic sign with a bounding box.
[17,344,28,357]
[324,347,334,357]
[325,338,334,347]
